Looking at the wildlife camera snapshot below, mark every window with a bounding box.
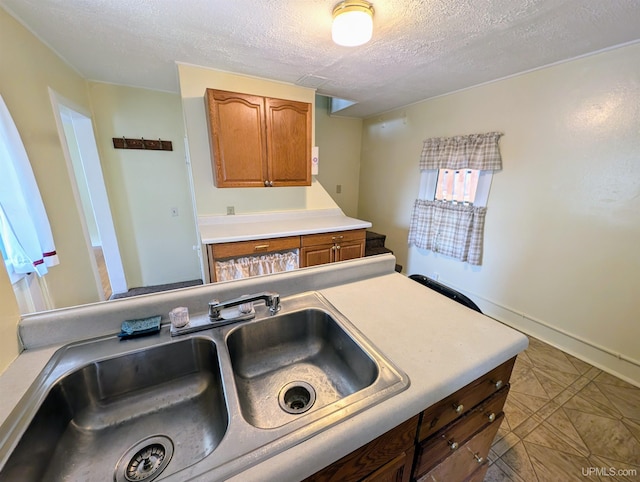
[435,168,479,204]
[408,132,503,265]
[0,94,58,281]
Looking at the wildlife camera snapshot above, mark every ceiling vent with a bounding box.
[295,74,329,89]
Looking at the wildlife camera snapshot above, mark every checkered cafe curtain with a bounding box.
[419,132,503,171]
[408,200,487,265]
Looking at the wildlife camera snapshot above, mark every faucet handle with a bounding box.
[208,299,221,319]
[267,293,281,315]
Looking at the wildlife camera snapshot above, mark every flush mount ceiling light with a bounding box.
[332,1,374,47]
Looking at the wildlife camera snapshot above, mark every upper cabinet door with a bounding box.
[265,98,312,187]
[206,89,312,188]
[206,89,268,187]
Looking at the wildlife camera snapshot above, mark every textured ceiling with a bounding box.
[2,0,640,117]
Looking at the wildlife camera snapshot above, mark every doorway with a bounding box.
[49,89,127,299]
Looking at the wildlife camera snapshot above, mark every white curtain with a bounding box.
[215,250,299,281]
[0,94,59,278]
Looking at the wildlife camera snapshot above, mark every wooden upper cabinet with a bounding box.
[205,89,311,188]
[265,97,312,186]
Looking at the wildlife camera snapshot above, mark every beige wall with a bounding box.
[0,7,101,314]
[178,64,338,216]
[88,82,201,287]
[314,96,363,218]
[359,43,640,385]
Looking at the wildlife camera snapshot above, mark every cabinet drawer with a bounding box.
[210,236,300,259]
[418,357,515,442]
[416,413,504,482]
[301,229,366,248]
[414,386,508,477]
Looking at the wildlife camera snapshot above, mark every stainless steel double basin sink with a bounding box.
[0,291,409,481]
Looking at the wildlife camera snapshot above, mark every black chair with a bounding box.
[409,274,482,313]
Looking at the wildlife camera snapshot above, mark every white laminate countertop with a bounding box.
[0,255,528,481]
[198,208,372,244]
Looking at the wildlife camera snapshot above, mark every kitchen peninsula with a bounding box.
[0,255,528,481]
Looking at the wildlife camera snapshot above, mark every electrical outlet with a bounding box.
[170,207,179,217]
[336,184,342,194]
[226,206,235,215]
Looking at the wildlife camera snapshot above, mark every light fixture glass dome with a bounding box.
[332,1,374,47]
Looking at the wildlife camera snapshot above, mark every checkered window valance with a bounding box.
[419,132,503,171]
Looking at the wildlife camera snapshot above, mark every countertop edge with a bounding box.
[198,211,372,244]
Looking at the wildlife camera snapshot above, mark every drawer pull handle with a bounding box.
[254,244,270,251]
[473,453,484,464]
[332,235,344,240]
[448,440,459,451]
[493,379,503,390]
[487,412,496,422]
[452,403,464,413]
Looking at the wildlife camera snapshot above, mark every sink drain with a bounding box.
[278,381,316,414]
[115,435,174,482]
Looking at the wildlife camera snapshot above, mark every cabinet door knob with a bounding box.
[473,453,484,464]
[493,379,503,390]
[452,403,464,413]
[448,440,459,450]
[264,180,269,186]
[486,412,496,422]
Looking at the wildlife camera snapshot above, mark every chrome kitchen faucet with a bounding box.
[208,291,281,320]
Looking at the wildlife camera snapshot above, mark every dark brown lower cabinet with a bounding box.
[303,416,418,482]
[303,357,516,482]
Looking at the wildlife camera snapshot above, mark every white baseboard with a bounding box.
[450,283,640,388]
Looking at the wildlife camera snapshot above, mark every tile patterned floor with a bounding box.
[487,337,640,482]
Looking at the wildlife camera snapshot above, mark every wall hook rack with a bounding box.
[112,136,173,151]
